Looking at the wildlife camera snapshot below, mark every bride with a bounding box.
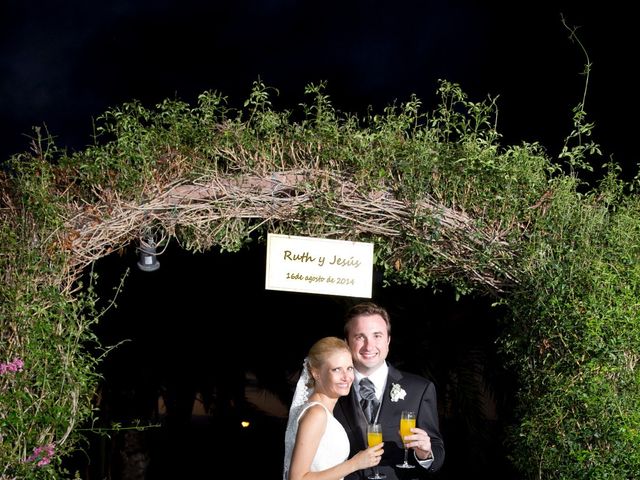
[283,337,383,480]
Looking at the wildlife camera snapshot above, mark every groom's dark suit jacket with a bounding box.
[334,364,445,479]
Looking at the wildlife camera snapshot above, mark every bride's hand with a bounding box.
[352,443,384,470]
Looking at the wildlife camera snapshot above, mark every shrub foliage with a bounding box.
[1,79,638,479]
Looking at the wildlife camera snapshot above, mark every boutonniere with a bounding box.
[390,383,407,402]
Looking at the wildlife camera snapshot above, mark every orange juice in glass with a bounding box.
[368,429,383,448]
[399,413,416,445]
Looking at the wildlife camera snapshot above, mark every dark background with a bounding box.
[2,2,636,479]
[85,243,512,480]
[1,1,637,176]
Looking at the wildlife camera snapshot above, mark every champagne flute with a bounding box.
[396,410,416,469]
[367,423,386,479]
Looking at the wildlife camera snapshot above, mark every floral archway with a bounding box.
[1,80,638,479]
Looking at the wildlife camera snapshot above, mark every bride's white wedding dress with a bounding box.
[283,401,350,480]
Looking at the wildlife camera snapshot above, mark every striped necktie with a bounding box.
[359,377,379,423]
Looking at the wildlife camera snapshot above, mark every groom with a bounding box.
[334,302,445,479]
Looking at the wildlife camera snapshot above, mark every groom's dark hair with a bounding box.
[343,302,392,337]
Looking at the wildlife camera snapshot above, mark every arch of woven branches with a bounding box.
[1,80,639,479]
[61,168,519,294]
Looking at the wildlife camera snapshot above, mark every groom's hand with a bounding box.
[405,427,433,460]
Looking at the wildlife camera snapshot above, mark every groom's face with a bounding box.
[345,313,390,375]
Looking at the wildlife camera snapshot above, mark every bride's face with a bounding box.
[314,350,354,398]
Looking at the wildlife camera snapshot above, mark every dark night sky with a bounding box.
[1,1,637,178]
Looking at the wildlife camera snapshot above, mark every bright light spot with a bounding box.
[241,421,250,428]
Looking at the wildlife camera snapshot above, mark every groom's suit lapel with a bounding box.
[336,388,368,448]
[379,365,405,423]
[350,388,369,445]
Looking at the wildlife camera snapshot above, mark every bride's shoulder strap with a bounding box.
[298,401,330,421]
